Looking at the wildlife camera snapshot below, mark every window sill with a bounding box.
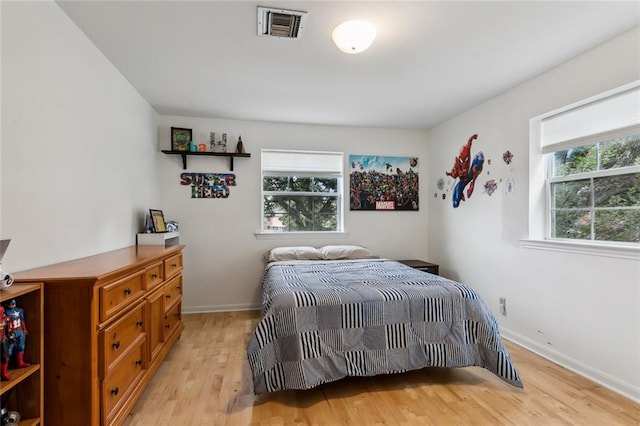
[520,238,640,260]
[255,231,350,240]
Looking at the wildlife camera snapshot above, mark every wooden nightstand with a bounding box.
[398,259,439,275]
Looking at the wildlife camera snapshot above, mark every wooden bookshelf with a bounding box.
[0,283,43,425]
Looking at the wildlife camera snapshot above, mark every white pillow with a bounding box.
[267,246,324,262]
[319,245,372,260]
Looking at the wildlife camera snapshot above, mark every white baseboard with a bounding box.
[501,327,640,403]
[183,303,260,314]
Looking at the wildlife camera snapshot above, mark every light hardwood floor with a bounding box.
[123,311,640,425]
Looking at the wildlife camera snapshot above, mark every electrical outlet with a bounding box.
[499,297,507,316]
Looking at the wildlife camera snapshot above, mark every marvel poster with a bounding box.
[349,155,419,211]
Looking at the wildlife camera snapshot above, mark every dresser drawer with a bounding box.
[164,253,183,279]
[102,340,146,423]
[164,274,182,310]
[145,261,165,291]
[164,301,181,340]
[100,270,145,322]
[100,302,146,377]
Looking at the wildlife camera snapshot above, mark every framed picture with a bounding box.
[349,154,419,211]
[149,209,167,233]
[171,127,192,151]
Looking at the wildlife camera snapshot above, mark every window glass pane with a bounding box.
[551,180,591,208]
[315,214,337,231]
[312,177,338,193]
[594,210,640,242]
[290,177,312,192]
[263,176,289,191]
[594,173,640,207]
[264,195,289,214]
[315,196,337,214]
[552,210,592,239]
[553,145,597,177]
[288,196,313,231]
[599,134,640,170]
[264,214,288,232]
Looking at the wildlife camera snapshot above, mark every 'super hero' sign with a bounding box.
[180,173,236,199]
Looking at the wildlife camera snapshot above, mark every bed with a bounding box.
[247,245,523,394]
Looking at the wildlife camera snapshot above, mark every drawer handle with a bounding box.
[124,287,132,295]
[111,387,119,396]
[151,273,158,279]
[165,324,171,329]
[171,263,178,268]
[136,321,144,327]
[112,341,121,349]
[165,294,171,299]
[135,359,143,366]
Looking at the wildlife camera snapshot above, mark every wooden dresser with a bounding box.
[14,245,185,426]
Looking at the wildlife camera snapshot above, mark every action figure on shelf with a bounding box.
[0,304,9,380]
[4,299,29,370]
[0,267,13,288]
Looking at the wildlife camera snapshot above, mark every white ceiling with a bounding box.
[56,1,640,131]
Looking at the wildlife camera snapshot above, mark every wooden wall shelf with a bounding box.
[161,150,250,171]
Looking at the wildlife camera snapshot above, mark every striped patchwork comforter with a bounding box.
[247,259,522,394]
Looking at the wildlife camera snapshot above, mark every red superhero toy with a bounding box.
[0,304,9,380]
[3,299,29,374]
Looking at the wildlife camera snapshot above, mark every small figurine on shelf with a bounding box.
[209,132,216,152]
[0,267,13,289]
[219,133,228,153]
[235,135,245,154]
[0,304,9,380]
[4,299,29,369]
[144,213,154,233]
[1,410,21,426]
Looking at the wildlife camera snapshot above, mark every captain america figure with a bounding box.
[4,299,30,370]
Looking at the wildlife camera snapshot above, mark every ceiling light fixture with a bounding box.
[331,20,376,54]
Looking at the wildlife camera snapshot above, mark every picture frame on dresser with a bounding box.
[149,209,167,233]
[171,127,192,151]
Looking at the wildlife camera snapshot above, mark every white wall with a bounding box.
[157,116,428,312]
[426,27,640,401]
[1,1,160,271]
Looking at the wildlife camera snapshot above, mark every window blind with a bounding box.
[541,82,640,154]
[261,149,343,174]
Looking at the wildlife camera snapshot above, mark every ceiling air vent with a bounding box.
[257,6,307,39]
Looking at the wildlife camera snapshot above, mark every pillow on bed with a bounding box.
[319,245,372,260]
[267,246,324,262]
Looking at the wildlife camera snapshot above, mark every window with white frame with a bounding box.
[531,82,640,245]
[261,149,344,232]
